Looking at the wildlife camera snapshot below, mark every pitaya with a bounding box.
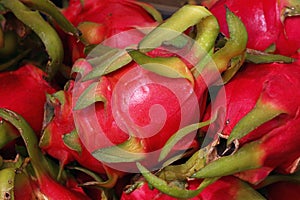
[40,80,111,175]
[193,53,300,184]
[70,5,247,174]
[0,108,91,200]
[61,0,162,63]
[210,0,300,55]
[0,64,56,149]
[40,4,246,189]
[39,0,162,185]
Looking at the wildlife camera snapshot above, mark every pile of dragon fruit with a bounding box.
[0,0,299,199]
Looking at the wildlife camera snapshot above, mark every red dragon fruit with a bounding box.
[0,108,91,200]
[61,0,161,63]
[204,52,300,145]
[0,64,56,133]
[40,4,247,189]
[193,52,300,184]
[40,80,115,175]
[0,64,56,151]
[39,52,201,182]
[210,0,300,55]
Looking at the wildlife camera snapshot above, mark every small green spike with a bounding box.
[227,98,285,145]
[138,5,212,52]
[128,49,194,85]
[192,141,263,178]
[137,162,218,199]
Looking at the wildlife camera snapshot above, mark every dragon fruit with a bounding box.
[210,0,300,55]
[38,0,162,185]
[40,80,111,175]
[70,5,248,174]
[0,64,56,150]
[0,108,91,200]
[61,0,161,63]
[38,4,247,191]
[193,52,300,184]
[0,64,55,133]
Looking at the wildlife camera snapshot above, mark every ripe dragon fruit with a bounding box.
[210,0,300,55]
[193,52,300,184]
[0,64,56,150]
[37,0,162,188]
[40,80,112,175]
[70,5,247,173]
[39,4,247,189]
[61,0,162,63]
[0,64,55,133]
[0,108,91,200]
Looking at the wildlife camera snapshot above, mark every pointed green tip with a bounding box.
[159,120,212,162]
[192,141,263,178]
[226,99,284,146]
[137,162,217,199]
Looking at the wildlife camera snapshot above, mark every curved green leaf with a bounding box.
[128,49,194,85]
[129,0,163,23]
[246,49,294,64]
[92,138,145,163]
[20,0,80,37]
[74,81,107,110]
[227,97,285,145]
[1,0,64,80]
[137,162,218,199]
[159,120,212,162]
[83,45,132,81]
[138,5,212,52]
[62,130,82,153]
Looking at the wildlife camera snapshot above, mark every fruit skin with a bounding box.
[204,52,300,146]
[0,108,92,200]
[36,173,91,200]
[197,53,300,184]
[210,0,300,55]
[61,0,159,63]
[40,56,198,183]
[0,64,56,134]
[40,80,108,174]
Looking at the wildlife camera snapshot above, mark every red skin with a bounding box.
[202,52,300,183]
[204,53,300,145]
[41,81,107,174]
[14,173,39,200]
[72,57,201,169]
[42,51,201,176]
[210,0,300,55]
[14,173,91,200]
[38,174,91,200]
[61,0,158,63]
[234,113,300,184]
[0,64,56,134]
[41,88,75,167]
